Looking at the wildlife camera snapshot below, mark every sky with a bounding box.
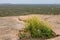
[0,0,60,4]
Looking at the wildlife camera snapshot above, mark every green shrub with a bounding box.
[18,31,25,39]
[25,16,55,38]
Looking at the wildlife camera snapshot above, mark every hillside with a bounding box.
[0,15,60,40]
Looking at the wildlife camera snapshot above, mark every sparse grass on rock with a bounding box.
[18,16,56,40]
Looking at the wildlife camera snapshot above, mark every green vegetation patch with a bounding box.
[18,16,56,39]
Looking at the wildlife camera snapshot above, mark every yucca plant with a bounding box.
[25,16,56,38]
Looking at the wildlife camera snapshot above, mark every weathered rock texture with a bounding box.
[0,15,60,40]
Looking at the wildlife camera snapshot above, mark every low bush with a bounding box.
[25,16,56,38]
[18,16,56,39]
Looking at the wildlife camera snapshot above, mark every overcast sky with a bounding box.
[0,0,60,4]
